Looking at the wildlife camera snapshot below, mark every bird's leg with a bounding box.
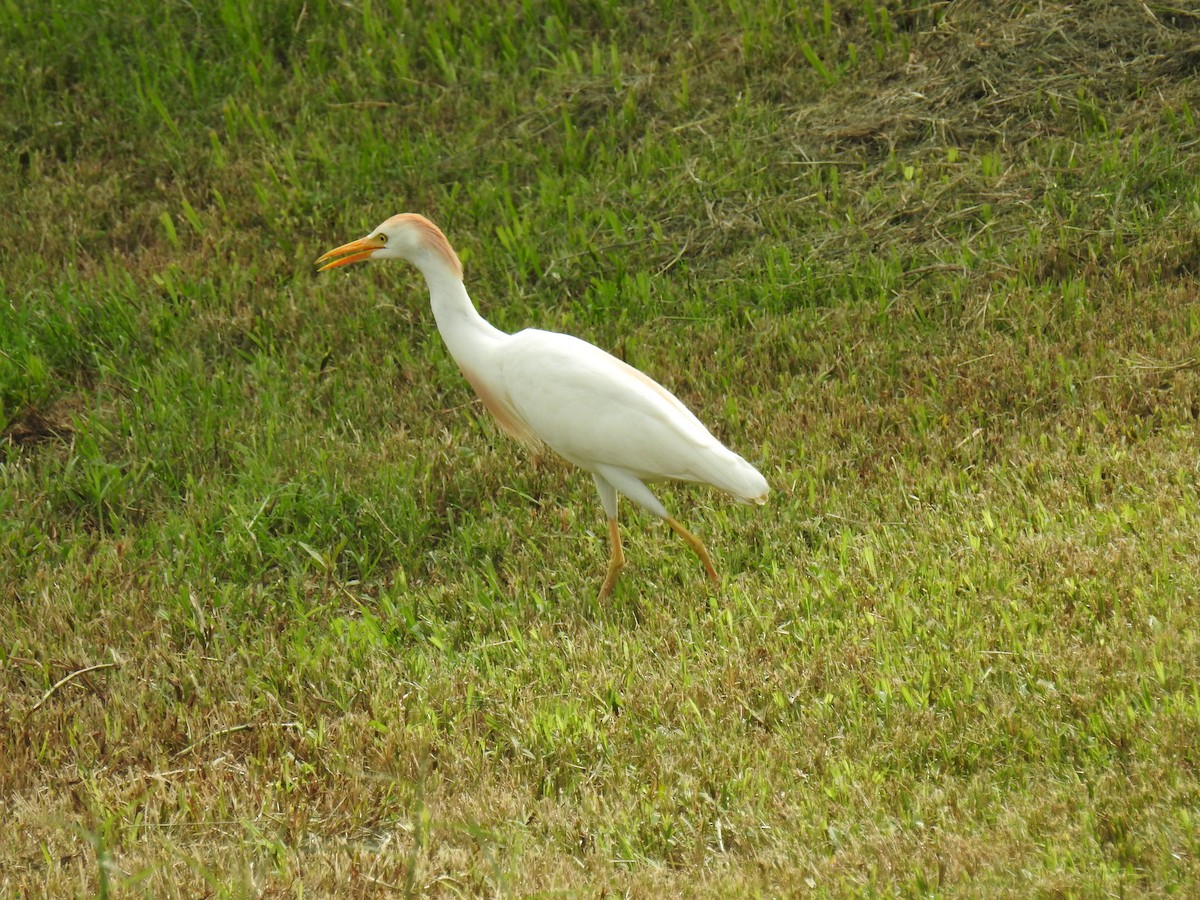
[597,517,626,601]
[666,517,719,588]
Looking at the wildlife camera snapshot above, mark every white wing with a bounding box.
[490,329,767,501]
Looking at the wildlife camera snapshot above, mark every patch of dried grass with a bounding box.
[804,0,1200,155]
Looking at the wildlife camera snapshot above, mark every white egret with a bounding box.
[318,214,767,598]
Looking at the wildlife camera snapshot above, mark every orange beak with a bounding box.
[316,235,381,272]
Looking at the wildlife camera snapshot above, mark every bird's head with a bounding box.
[316,213,463,279]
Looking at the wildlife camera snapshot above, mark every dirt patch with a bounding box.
[2,401,78,448]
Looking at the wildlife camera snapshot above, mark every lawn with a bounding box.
[3,0,1200,895]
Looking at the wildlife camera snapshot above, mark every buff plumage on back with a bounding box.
[383,213,464,279]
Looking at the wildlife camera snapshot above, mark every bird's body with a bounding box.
[318,214,767,598]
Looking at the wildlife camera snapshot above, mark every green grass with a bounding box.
[3,0,1200,894]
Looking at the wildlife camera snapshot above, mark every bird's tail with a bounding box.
[703,445,769,505]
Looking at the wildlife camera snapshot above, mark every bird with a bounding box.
[317,214,768,599]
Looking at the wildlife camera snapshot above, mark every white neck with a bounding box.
[417,261,508,369]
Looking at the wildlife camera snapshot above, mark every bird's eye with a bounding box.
[377,233,388,244]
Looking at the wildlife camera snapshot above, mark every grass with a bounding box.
[3,0,1200,894]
